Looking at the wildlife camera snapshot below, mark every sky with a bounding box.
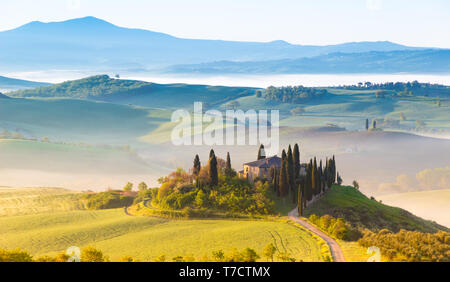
[0,0,449,48]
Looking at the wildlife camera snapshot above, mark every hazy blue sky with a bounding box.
[1,0,449,47]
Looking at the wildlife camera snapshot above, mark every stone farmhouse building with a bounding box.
[238,155,306,182]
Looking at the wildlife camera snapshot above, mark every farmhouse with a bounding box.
[238,155,282,182]
[239,153,308,183]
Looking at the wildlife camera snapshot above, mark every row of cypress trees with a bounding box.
[263,144,337,216]
[268,144,300,199]
[297,155,337,216]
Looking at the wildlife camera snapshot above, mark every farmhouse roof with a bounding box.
[244,155,281,168]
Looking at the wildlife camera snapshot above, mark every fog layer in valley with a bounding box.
[5,71,450,88]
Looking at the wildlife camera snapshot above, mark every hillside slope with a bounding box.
[0,208,322,262]
[305,186,449,233]
[0,187,84,216]
[0,96,167,144]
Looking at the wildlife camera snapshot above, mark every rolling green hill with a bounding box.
[5,76,449,133]
[7,75,257,109]
[0,208,323,262]
[0,187,84,216]
[305,186,449,233]
[229,88,450,132]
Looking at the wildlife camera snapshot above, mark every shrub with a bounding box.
[81,246,108,262]
[82,192,134,210]
[358,229,450,262]
[309,214,360,241]
[0,249,33,262]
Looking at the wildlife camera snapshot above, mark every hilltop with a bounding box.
[305,186,449,233]
[7,75,257,108]
[9,75,151,99]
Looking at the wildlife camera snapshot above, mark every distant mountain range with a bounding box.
[167,49,450,74]
[0,16,447,74]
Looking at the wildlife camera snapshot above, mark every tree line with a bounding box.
[339,81,446,91]
[262,86,328,104]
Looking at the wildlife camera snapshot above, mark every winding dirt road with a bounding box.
[124,206,134,216]
[288,208,346,262]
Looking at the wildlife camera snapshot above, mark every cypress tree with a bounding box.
[327,158,333,188]
[269,166,278,194]
[257,144,266,160]
[225,152,233,177]
[279,150,289,197]
[366,119,369,131]
[208,150,218,187]
[337,172,343,186]
[332,155,337,184]
[287,145,295,193]
[293,144,300,178]
[269,166,276,181]
[297,183,303,216]
[319,160,323,193]
[312,157,318,195]
[274,170,280,197]
[193,155,201,176]
[305,163,312,201]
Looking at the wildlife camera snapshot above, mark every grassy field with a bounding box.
[0,187,84,216]
[379,190,450,228]
[0,206,322,262]
[305,186,449,233]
